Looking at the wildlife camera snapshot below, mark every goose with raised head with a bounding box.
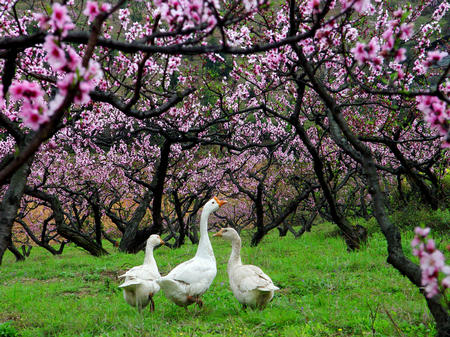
[118,234,164,312]
[157,196,227,308]
[214,227,279,309]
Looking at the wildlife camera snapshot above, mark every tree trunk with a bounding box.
[277,225,289,237]
[88,190,103,247]
[25,188,108,256]
[386,142,439,210]
[118,190,152,252]
[250,182,265,246]
[188,213,199,244]
[149,139,171,235]
[16,218,66,255]
[173,192,186,248]
[0,159,32,265]
[7,240,25,262]
[291,115,366,250]
[296,47,450,334]
[119,139,171,253]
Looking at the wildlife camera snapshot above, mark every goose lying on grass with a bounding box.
[118,234,164,312]
[157,197,227,308]
[214,227,279,309]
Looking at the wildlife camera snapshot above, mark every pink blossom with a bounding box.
[43,35,67,70]
[382,29,394,51]
[21,107,49,130]
[414,226,430,237]
[342,0,371,13]
[399,23,414,40]
[242,0,266,12]
[411,236,421,247]
[394,48,407,62]
[154,0,220,31]
[51,3,69,30]
[66,47,82,72]
[0,84,5,110]
[416,95,449,140]
[9,81,44,101]
[84,60,103,82]
[100,3,111,12]
[35,13,50,30]
[425,239,436,253]
[49,3,75,37]
[432,1,450,21]
[443,276,450,289]
[339,0,371,12]
[353,0,371,13]
[351,38,380,65]
[443,265,450,275]
[74,81,93,105]
[424,279,440,298]
[84,1,100,22]
[351,42,368,64]
[19,99,49,130]
[367,37,379,59]
[424,50,448,68]
[413,247,425,258]
[431,101,447,124]
[57,73,76,96]
[393,9,403,18]
[412,228,449,298]
[308,0,321,13]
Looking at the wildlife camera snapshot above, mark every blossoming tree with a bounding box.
[0,0,449,334]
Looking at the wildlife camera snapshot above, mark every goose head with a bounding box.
[213,227,239,241]
[147,234,165,248]
[203,196,227,216]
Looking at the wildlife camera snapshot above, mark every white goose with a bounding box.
[157,196,227,308]
[213,227,279,309]
[118,234,164,312]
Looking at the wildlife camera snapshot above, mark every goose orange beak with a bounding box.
[213,196,227,207]
[213,229,224,237]
[160,239,165,245]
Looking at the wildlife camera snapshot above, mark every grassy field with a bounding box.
[0,224,443,337]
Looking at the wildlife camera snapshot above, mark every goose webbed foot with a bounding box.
[186,295,203,308]
[148,294,155,312]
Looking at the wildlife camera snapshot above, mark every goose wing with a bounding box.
[119,264,160,281]
[164,257,216,286]
[233,264,279,292]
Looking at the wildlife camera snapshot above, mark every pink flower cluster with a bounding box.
[12,3,104,130]
[351,8,415,67]
[9,81,49,130]
[242,0,267,12]
[35,2,74,37]
[422,50,448,72]
[49,59,103,116]
[308,0,321,13]
[351,38,382,65]
[83,1,111,22]
[411,227,450,298]
[340,0,371,13]
[0,84,5,110]
[154,0,219,30]
[416,95,449,148]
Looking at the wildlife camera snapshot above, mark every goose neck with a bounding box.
[143,245,156,266]
[196,208,214,258]
[228,236,242,271]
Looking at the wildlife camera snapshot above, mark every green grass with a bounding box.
[0,224,444,337]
